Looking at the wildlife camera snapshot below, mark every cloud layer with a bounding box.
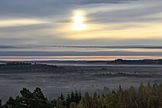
[0,0,162,49]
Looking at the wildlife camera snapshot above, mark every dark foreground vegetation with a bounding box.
[0,83,162,108]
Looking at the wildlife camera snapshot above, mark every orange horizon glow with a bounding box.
[1,56,162,61]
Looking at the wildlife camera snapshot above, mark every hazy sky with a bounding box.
[0,0,162,60]
[0,0,162,46]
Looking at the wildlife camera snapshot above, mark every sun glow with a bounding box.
[72,11,87,31]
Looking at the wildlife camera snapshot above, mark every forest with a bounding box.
[0,83,162,108]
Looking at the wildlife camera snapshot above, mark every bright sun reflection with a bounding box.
[72,11,87,31]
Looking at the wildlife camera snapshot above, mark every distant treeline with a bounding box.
[1,59,162,65]
[109,59,162,64]
[0,83,162,108]
[37,59,162,64]
[88,59,162,65]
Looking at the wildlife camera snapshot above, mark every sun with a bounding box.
[72,11,87,31]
